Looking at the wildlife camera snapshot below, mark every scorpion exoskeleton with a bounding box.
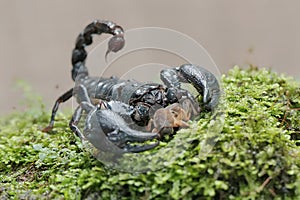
[43,20,220,153]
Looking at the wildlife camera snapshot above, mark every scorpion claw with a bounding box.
[86,109,158,153]
[178,64,220,110]
[160,64,220,111]
[118,128,158,142]
[99,109,158,140]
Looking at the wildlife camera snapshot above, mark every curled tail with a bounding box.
[71,20,125,81]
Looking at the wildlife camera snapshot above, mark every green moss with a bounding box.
[0,66,299,199]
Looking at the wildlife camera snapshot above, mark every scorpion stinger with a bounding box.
[71,20,124,81]
[105,32,125,62]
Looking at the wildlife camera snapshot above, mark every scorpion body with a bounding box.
[76,76,174,126]
[43,20,220,153]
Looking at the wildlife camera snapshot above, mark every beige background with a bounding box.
[1,1,300,115]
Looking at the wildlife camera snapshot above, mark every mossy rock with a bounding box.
[0,66,299,199]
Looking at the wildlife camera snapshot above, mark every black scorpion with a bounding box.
[43,20,220,153]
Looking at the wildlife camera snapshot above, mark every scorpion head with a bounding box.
[129,84,172,126]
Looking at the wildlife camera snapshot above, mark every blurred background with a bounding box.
[1,0,300,115]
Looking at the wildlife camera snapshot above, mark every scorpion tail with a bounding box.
[71,20,125,81]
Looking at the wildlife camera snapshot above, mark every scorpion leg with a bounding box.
[43,83,94,133]
[42,88,73,132]
[73,84,92,104]
[69,104,85,140]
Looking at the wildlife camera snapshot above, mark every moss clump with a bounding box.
[0,66,299,199]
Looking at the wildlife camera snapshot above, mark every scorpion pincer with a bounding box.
[43,20,220,153]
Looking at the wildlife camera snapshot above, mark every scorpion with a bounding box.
[43,20,220,153]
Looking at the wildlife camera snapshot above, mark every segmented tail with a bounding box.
[71,20,125,81]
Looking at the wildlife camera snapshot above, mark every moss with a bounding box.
[0,66,299,199]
